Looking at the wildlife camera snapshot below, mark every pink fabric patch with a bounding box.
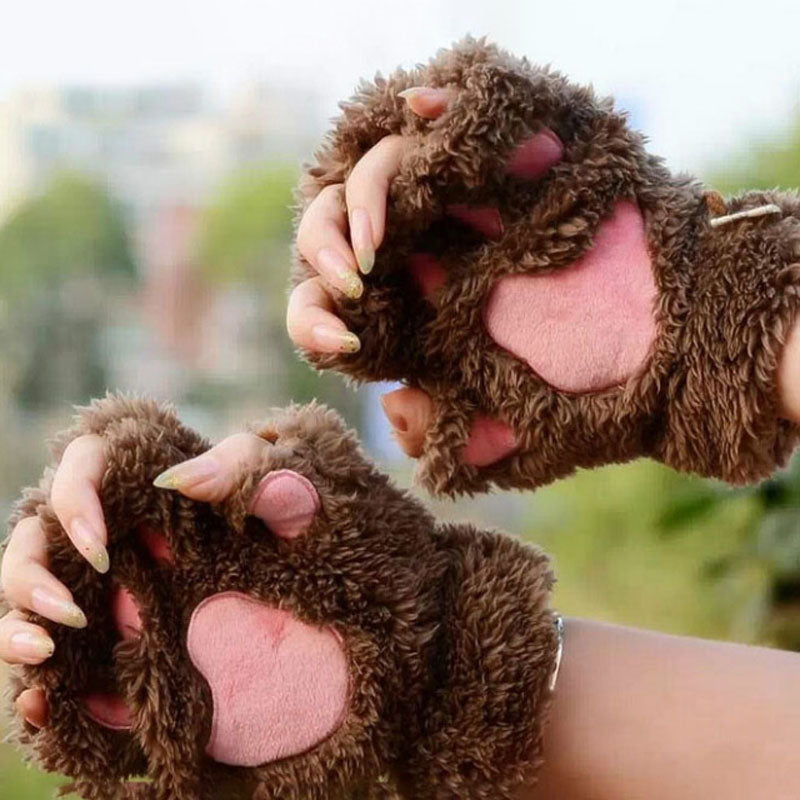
[462,416,519,467]
[484,200,657,393]
[187,592,348,767]
[408,252,448,298]
[112,586,142,641]
[85,692,132,731]
[138,524,174,564]
[446,204,504,239]
[506,128,565,179]
[249,469,320,539]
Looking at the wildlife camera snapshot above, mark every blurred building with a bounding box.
[0,81,323,399]
[0,82,319,224]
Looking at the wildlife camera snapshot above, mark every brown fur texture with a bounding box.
[3,394,557,800]
[292,37,800,496]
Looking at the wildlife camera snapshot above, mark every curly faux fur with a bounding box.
[4,394,558,800]
[293,37,800,495]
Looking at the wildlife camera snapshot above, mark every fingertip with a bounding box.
[4,622,55,665]
[69,518,110,574]
[316,247,364,298]
[287,277,358,353]
[17,688,48,729]
[311,325,361,354]
[381,387,434,458]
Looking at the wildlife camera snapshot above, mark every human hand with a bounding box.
[1,425,321,729]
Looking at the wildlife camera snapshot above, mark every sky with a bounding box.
[3,0,799,174]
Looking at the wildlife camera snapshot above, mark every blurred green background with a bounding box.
[2,6,800,797]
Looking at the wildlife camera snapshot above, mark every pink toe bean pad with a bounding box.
[90,469,349,768]
[187,592,349,766]
[484,200,657,393]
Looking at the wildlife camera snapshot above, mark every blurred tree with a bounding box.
[196,163,296,288]
[0,170,137,517]
[0,171,135,294]
[0,171,136,410]
[659,462,800,649]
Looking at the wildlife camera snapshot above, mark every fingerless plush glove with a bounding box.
[5,394,558,800]
[293,37,800,496]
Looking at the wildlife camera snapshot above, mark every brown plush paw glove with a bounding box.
[293,37,800,496]
[6,394,558,800]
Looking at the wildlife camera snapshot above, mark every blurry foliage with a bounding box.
[657,459,800,649]
[0,171,136,409]
[0,171,135,295]
[648,120,800,650]
[525,459,759,641]
[195,164,297,288]
[0,747,72,799]
[710,118,800,196]
[194,163,360,421]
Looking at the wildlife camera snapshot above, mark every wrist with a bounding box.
[777,312,800,421]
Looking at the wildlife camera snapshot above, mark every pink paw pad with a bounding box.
[484,200,657,393]
[138,524,174,565]
[506,128,565,179]
[84,585,142,730]
[250,469,320,539]
[84,692,133,731]
[463,416,519,467]
[187,592,349,767]
[446,204,504,239]
[111,586,143,641]
[408,252,448,298]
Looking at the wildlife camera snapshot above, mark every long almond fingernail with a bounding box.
[349,209,375,274]
[312,325,361,354]
[10,631,55,661]
[70,518,109,574]
[153,455,218,491]
[30,587,87,629]
[317,248,364,298]
[398,86,452,119]
[341,270,364,299]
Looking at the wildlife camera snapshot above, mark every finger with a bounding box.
[0,610,55,665]
[381,387,434,458]
[296,184,364,298]
[49,434,109,573]
[345,135,406,273]
[381,388,518,466]
[16,688,48,729]
[249,469,320,539]
[398,86,454,120]
[153,432,271,503]
[286,277,361,354]
[1,516,87,628]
